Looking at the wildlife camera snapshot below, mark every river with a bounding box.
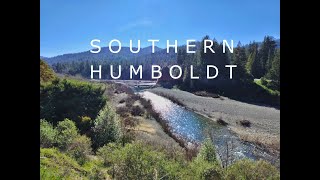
[139,90,279,167]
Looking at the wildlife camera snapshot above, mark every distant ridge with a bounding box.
[42,39,280,64]
[244,38,280,48]
[43,46,176,65]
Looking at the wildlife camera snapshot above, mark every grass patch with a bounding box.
[40,148,109,179]
[254,79,280,96]
[40,148,89,179]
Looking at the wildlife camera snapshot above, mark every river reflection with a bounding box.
[140,90,280,167]
[140,91,209,142]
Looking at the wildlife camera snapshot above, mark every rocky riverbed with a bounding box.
[148,87,280,154]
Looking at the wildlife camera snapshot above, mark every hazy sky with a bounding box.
[40,0,280,57]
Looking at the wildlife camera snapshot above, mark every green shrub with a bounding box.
[87,166,109,180]
[79,116,93,134]
[177,138,224,179]
[56,119,79,150]
[97,142,173,180]
[266,80,280,91]
[40,119,57,148]
[187,158,224,180]
[40,59,56,83]
[40,148,88,179]
[197,138,217,163]
[41,148,109,179]
[97,143,122,166]
[260,77,268,86]
[40,165,62,179]
[91,105,122,150]
[225,159,280,180]
[66,135,92,165]
[40,78,106,130]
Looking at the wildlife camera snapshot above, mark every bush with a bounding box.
[196,138,217,163]
[125,96,136,107]
[140,98,153,110]
[131,106,145,116]
[97,143,122,166]
[91,105,122,150]
[123,116,139,127]
[66,135,92,165]
[120,129,136,145]
[40,119,57,148]
[56,119,79,150]
[40,78,106,129]
[260,77,268,86]
[79,116,93,134]
[97,142,169,180]
[40,148,88,179]
[238,120,251,127]
[217,118,228,126]
[225,159,280,180]
[266,80,280,91]
[116,106,131,118]
[187,158,224,180]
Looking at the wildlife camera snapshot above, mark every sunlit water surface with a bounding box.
[140,91,279,167]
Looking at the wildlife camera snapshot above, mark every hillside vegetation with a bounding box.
[40,59,279,179]
[40,59,55,82]
[45,36,280,107]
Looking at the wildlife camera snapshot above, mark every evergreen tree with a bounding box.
[177,48,184,66]
[215,42,231,78]
[246,42,259,75]
[200,35,211,66]
[200,36,221,78]
[267,49,280,83]
[232,42,248,80]
[258,36,277,77]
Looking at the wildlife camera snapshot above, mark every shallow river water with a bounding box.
[140,90,279,167]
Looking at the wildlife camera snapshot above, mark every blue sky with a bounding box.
[40,0,280,57]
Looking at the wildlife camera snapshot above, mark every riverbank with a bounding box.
[106,83,185,154]
[148,87,280,154]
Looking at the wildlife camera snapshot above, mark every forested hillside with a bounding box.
[45,46,167,64]
[40,58,279,179]
[44,36,280,107]
[45,36,279,83]
[174,36,280,107]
